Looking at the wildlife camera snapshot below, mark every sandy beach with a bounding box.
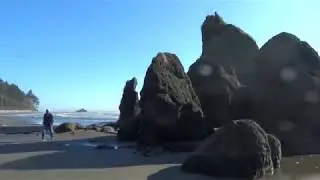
[1,116,320,180]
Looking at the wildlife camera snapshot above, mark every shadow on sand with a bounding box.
[0,126,41,135]
[0,135,188,170]
[147,166,214,180]
[2,127,320,180]
[146,166,320,180]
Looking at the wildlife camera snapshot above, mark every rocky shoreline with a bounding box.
[17,11,320,180]
[113,12,320,179]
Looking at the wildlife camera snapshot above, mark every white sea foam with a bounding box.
[2,111,119,126]
[10,111,119,120]
[0,110,34,114]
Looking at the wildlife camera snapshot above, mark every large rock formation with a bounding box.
[189,62,242,127]
[188,12,259,84]
[117,77,141,141]
[181,119,279,179]
[137,53,210,146]
[248,32,320,155]
[188,12,258,127]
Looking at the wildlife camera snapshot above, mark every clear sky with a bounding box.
[0,0,319,112]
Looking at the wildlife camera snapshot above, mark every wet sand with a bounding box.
[0,116,320,180]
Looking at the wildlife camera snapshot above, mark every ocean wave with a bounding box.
[31,119,115,126]
[7,111,119,120]
[7,113,40,117]
[0,110,34,114]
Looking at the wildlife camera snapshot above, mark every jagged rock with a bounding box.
[137,52,210,146]
[189,12,259,84]
[181,119,275,179]
[189,61,242,127]
[188,12,257,127]
[54,123,83,133]
[75,108,87,112]
[248,32,320,155]
[117,77,141,141]
[267,134,282,169]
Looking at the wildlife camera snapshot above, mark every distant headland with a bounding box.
[0,79,39,111]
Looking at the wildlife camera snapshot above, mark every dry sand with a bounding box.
[0,116,320,180]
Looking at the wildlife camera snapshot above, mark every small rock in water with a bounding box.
[296,161,300,165]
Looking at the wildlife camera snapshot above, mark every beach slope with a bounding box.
[1,116,320,180]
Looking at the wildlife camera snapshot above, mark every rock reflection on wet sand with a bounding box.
[261,155,320,180]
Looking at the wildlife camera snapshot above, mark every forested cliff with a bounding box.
[0,79,39,110]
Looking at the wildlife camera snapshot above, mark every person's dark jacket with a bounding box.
[43,113,53,127]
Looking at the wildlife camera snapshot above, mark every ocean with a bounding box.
[3,111,119,126]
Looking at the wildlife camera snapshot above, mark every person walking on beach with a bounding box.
[42,109,54,141]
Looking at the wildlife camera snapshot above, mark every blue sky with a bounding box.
[0,0,319,112]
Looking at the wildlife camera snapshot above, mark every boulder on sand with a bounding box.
[181,119,279,179]
[137,52,210,146]
[117,77,141,141]
[54,122,83,134]
[85,124,102,132]
[248,32,320,155]
[188,12,257,127]
[85,122,117,134]
[267,134,282,169]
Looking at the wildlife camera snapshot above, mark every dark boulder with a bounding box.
[85,124,102,132]
[188,12,257,127]
[117,77,141,141]
[181,119,274,179]
[85,122,118,134]
[138,52,209,146]
[248,32,320,155]
[54,122,83,134]
[267,134,282,169]
[101,126,117,134]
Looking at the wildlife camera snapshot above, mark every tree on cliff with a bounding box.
[0,79,40,110]
[26,90,40,107]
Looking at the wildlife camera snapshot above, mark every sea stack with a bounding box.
[137,52,209,146]
[247,32,320,156]
[188,12,258,127]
